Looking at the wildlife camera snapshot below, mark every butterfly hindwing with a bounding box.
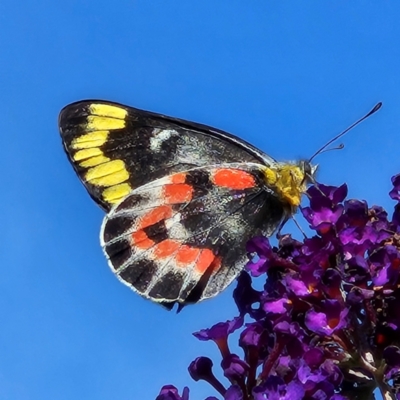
[59,100,275,211]
[100,164,285,305]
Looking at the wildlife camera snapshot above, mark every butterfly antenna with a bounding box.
[292,215,307,239]
[308,102,382,163]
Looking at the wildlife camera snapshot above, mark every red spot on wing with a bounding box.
[154,239,181,258]
[163,184,193,204]
[212,168,256,190]
[137,205,172,229]
[175,246,201,266]
[170,172,187,184]
[131,230,154,250]
[173,246,222,275]
[195,249,221,274]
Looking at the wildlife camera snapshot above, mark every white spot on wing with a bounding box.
[165,214,189,240]
[150,129,176,151]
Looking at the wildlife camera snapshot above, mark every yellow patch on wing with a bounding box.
[72,148,110,168]
[86,116,125,131]
[102,183,132,204]
[79,155,110,168]
[71,131,109,149]
[73,148,103,161]
[60,102,133,209]
[89,104,128,119]
[82,103,128,131]
[86,160,129,187]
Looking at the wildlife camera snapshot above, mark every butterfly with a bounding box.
[59,100,341,309]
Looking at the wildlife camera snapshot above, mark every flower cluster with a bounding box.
[157,175,400,400]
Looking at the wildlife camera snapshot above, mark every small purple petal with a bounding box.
[284,275,310,296]
[239,322,263,348]
[389,174,400,200]
[263,298,291,314]
[305,300,348,336]
[193,317,243,341]
[221,354,249,383]
[224,385,243,400]
[156,385,190,400]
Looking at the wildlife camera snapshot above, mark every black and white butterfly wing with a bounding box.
[100,164,285,306]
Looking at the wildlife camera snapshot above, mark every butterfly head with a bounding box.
[263,161,317,209]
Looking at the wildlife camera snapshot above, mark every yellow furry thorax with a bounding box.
[262,162,314,208]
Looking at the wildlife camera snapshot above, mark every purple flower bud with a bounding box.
[221,354,249,383]
[188,357,214,382]
[188,357,226,397]
[239,322,263,348]
[156,385,190,400]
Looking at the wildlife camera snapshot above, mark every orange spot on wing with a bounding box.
[131,230,154,250]
[163,184,193,204]
[137,205,172,229]
[154,239,181,258]
[175,246,201,266]
[195,249,218,274]
[213,169,256,190]
[170,172,187,184]
[210,256,222,272]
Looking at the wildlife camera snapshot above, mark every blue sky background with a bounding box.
[1,2,399,399]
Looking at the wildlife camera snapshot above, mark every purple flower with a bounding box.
[305,300,349,336]
[263,297,291,314]
[188,357,226,397]
[193,317,243,342]
[301,184,347,232]
[158,174,400,400]
[193,317,243,358]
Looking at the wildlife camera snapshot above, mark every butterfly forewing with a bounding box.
[59,100,274,212]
